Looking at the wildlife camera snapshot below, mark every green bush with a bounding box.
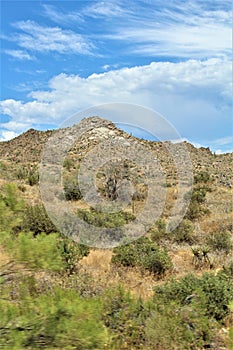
[0,184,24,234]
[76,207,135,228]
[63,157,74,171]
[58,235,90,274]
[15,165,39,185]
[153,271,233,321]
[206,232,232,254]
[172,219,195,244]
[22,204,58,236]
[111,243,137,267]
[185,194,210,220]
[145,301,214,350]
[191,187,207,204]
[64,180,82,201]
[1,183,24,212]
[112,237,173,277]
[102,286,149,349]
[150,219,167,242]
[27,166,39,186]
[185,171,212,221]
[222,261,233,277]
[194,171,212,184]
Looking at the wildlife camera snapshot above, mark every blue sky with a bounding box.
[0,0,232,153]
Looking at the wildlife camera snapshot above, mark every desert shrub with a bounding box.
[112,237,172,277]
[150,219,167,242]
[103,286,149,349]
[63,157,74,171]
[141,248,172,276]
[58,235,90,274]
[185,190,210,220]
[172,219,195,244]
[76,208,135,228]
[206,232,232,254]
[199,272,233,321]
[22,204,58,235]
[194,171,212,184]
[145,301,214,350]
[185,171,212,221]
[191,187,207,203]
[15,166,28,180]
[15,165,39,185]
[63,180,82,200]
[222,261,233,277]
[153,271,233,321]
[27,166,39,186]
[111,244,137,267]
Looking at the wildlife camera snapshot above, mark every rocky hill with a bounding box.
[0,117,232,186]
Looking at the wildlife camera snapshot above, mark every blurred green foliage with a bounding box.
[0,182,232,349]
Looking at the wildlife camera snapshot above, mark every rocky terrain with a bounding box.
[0,117,232,184]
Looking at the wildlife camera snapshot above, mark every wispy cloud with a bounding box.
[4,1,230,61]
[9,20,94,56]
[43,4,83,25]
[84,1,128,18]
[210,136,233,146]
[4,49,34,60]
[91,0,232,59]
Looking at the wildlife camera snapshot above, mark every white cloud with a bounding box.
[4,49,34,60]
[209,136,233,146]
[84,1,127,18]
[0,130,18,141]
[0,58,231,143]
[100,0,231,58]
[11,20,94,55]
[43,4,83,25]
[215,148,233,155]
[206,136,233,154]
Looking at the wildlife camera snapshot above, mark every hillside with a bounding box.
[0,118,232,185]
[0,117,232,350]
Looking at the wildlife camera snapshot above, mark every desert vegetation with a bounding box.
[0,122,232,349]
